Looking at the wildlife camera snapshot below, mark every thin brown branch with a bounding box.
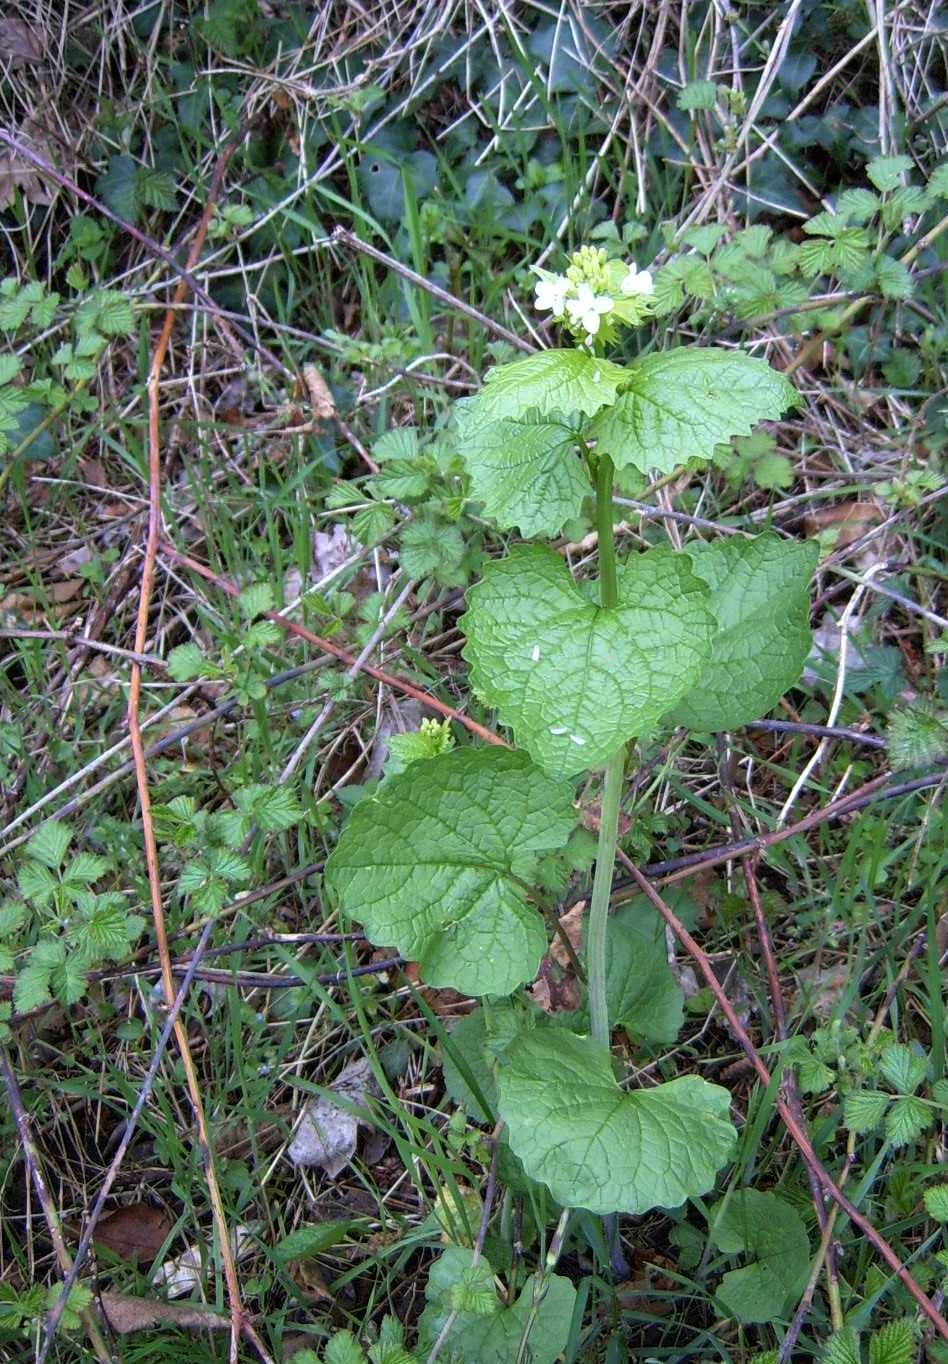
[126,136,267,1364]
[161,540,509,750]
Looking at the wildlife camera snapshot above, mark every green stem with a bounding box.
[588,452,624,1048]
[595,452,618,609]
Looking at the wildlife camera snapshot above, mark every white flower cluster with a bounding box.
[533,249,654,347]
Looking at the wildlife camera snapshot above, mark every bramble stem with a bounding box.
[588,452,624,1047]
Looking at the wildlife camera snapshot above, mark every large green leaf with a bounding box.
[469,350,628,426]
[462,545,713,776]
[418,1248,575,1364]
[456,408,591,539]
[672,535,817,731]
[598,902,683,1045]
[588,348,799,475]
[325,749,575,996]
[710,1188,810,1324]
[497,1030,736,1214]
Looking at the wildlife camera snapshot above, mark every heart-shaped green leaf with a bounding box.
[598,902,684,1045]
[462,545,713,775]
[498,1030,736,1214]
[672,534,818,731]
[418,1248,575,1364]
[325,748,575,997]
[456,407,591,538]
[710,1188,810,1324]
[470,349,628,425]
[588,348,799,475]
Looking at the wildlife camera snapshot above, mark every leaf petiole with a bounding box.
[587,450,624,1048]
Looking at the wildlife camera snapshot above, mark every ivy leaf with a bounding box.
[587,348,799,476]
[596,901,684,1045]
[418,1248,575,1364]
[326,749,576,997]
[672,535,817,732]
[462,545,713,776]
[468,350,628,427]
[709,1188,810,1324]
[497,1030,736,1214]
[456,407,591,539]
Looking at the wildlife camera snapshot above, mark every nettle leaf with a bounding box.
[25,820,72,870]
[843,1089,891,1134]
[462,545,713,776]
[238,581,274,618]
[469,350,628,427]
[498,1030,736,1214]
[456,407,591,539]
[165,642,209,681]
[866,154,913,192]
[885,1095,932,1147]
[587,348,799,477]
[824,1327,862,1364]
[326,748,576,996]
[709,1188,810,1324]
[867,1322,914,1364]
[233,782,304,834]
[875,255,913,300]
[596,901,683,1045]
[925,1184,948,1221]
[672,535,817,732]
[879,1042,928,1094]
[418,1247,575,1364]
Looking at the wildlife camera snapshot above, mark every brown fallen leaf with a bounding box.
[0,118,63,209]
[302,363,335,422]
[530,901,585,1015]
[100,1290,228,1334]
[0,17,44,64]
[93,1203,173,1269]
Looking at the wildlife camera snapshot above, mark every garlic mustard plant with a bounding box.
[326,245,816,1220]
[533,244,655,346]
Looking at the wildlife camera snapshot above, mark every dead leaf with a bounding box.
[302,364,335,422]
[530,901,585,1015]
[287,1057,376,1177]
[93,1203,173,1268]
[0,119,63,210]
[1,579,84,624]
[313,524,354,577]
[0,18,44,64]
[101,1291,228,1334]
[153,1223,254,1298]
